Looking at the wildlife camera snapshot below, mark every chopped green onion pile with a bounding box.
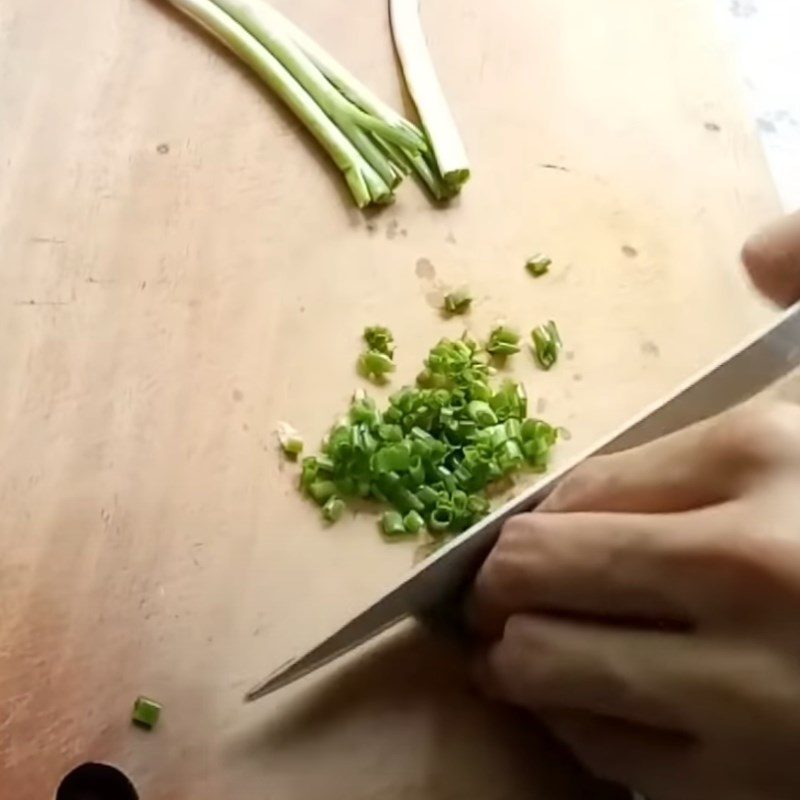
[526,254,552,277]
[486,325,521,356]
[358,326,396,382]
[531,320,562,370]
[443,290,472,315]
[167,0,466,206]
[301,335,558,538]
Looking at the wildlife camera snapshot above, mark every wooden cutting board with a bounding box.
[0,0,780,797]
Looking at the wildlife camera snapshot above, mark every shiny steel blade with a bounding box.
[246,304,800,702]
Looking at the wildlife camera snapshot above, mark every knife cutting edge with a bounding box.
[245,303,800,702]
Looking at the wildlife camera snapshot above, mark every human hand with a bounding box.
[468,211,800,800]
[469,402,800,800]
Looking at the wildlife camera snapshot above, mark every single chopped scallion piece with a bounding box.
[132,696,162,729]
[429,505,453,533]
[308,479,337,505]
[275,421,304,457]
[466,400,498,427]
[417,485,439,508]
[358,350,396,381]
[322,495,345,523]
[374,443,412,472]
[486,325,521,356]
[363,325,395,357]
[404,509,425,533]
[531,320,562,370]
[381,510,406,536]
[525,254,552,277]
[443,290,472,315]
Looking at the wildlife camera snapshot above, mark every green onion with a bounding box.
[379,423,403,442]
[416,485,439,508]
[363,325,395,357]
[132,696,162,729]
[167,0,388,206]
[443,290,472,315]
[389,0,470,192]
[467,400,498,427]
[322,496,345,522]
[308,479,337,505]
[358,350,396,381]
[168,0,434,207]
[374,443,412,472]
[295,336,557,540]
[525,254,551,277]
[259,1,425,152]
[531,320,562,370]
[404,510,425,533]
[358,326,396,382]
[486,326,521,356]
[275,420,304,457]
[408,455,425,485]
[381,510,406,537]
[429,505,453,532]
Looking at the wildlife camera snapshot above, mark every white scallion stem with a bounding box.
[257,1,426,149]
[389,0,470,189]
[167,0,386,206]
[209,0,402,189]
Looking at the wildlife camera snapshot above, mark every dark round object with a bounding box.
[56,762,138,800]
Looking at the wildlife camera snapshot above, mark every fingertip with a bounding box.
[741,212,800,308]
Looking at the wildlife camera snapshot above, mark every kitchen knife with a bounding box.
[246,303,800,702]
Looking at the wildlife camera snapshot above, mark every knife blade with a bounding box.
[246,304,800,702]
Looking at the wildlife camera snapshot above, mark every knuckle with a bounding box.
[545,458,607,511]
[712,401,800,466]
[674,506,794,608]
[498,616,560,690]
[479,523,537,598]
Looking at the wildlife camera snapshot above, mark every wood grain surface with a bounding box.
[0,0,781,797]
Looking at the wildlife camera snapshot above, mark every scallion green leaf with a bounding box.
[358,350,396,381]
[525,254,551,277]
[381,510,406,537]
[443,290,472,315]
[308,479,337,505]
[363,325,395,357]
[429,505,453,533]
[132,696,162,729]
[404,510,425,533]
[486,326,521,356]
[531,320,562,370]
[322,496,345,523]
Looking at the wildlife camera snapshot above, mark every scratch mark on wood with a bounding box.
[539,163,569,172]
[29,236,65,244]
[13,300,71,306]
